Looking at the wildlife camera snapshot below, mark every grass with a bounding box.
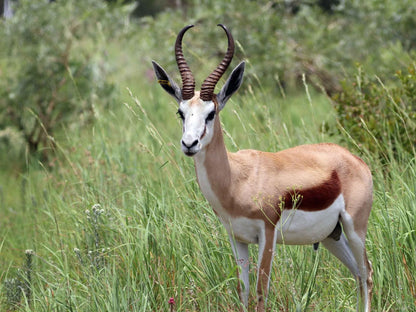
[1,40,415,312]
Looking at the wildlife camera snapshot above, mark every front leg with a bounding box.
[229,236,250,310]
[256,226,276,312]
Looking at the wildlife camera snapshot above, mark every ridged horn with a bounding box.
[200,24,235,102]
[175,25,195,100]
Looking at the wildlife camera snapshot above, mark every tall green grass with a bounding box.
[1,71,415,311]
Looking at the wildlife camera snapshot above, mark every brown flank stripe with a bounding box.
[280,170,341,212]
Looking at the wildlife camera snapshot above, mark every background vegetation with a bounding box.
[0,0,415,311]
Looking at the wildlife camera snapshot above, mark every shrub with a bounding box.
[0,0,118,164]
[332,64,416,161]
[140,0,416,97]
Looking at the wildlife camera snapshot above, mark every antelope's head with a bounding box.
[152,24,245,157]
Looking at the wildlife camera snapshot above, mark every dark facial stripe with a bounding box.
[200,125,207,140]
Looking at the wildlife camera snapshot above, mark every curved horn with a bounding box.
[175,25,195,100]
[200,24,235,102]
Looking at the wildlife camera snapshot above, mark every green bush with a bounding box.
[332,64,416,161]
[0,0,119,164]
[137,0,416,98]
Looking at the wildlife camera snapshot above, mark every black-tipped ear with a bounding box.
[217,61,245,111]
[152,61,182,102]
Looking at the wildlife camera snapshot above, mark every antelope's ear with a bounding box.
[217,61,245,111]
[152,61,182,103]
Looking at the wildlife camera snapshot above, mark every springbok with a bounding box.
[152,24,373,312]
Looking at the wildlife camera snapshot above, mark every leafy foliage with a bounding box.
[139,0,415,97]
[332,64,416,161]
[0,0,119,163]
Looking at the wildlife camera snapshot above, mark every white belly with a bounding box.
[275,194,345,244]
[220,195,344,245]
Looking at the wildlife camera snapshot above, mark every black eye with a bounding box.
[177,109,184,120]
[206,110,216,123]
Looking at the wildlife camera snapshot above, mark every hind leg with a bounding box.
[341,211,373,312]
[322,233,359,276]
[362,250,373,310]
[323,232,373,312]
[349,238,373,312]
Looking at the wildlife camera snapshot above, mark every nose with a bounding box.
[182,139,199,149]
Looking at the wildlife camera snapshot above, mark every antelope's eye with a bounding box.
[177,109,185,120]
[206,110,216,123]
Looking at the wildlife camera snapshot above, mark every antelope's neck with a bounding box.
[193,117,231,215]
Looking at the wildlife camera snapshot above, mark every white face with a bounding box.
[177,95,217,157]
